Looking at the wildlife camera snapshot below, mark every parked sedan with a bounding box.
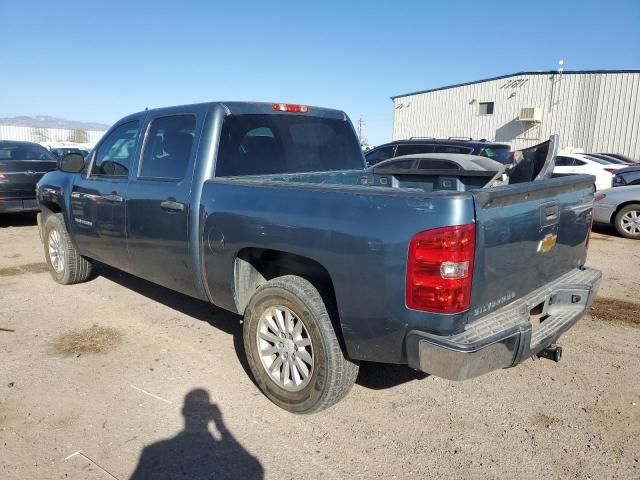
[612,165,640,187]
[553,153,625,190]
[0,140,57,213]
[593,185,640,239]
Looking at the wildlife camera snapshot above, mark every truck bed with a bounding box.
[199,169,595,364]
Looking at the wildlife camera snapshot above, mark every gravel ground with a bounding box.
[1,214,639,480]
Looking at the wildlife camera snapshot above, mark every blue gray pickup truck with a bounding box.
[36,102,601,413]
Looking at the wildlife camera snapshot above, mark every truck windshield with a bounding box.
[215,114,365,176]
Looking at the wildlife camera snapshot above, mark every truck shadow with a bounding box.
[94,263,255,382]
[356,362,428,390]
[0,212,38,228]
[96,263,428,392]
[130,388,263,480]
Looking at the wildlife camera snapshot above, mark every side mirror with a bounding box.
[58,153,86,173]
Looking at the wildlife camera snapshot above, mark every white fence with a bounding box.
[0,125,106,147]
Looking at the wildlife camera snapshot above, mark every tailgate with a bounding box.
[469,174,595,320]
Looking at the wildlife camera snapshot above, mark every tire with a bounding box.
[43,213,92,284]
[614,204,640,240]
[243,275,359,414]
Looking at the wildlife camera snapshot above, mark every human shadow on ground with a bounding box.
[130,388,263,480]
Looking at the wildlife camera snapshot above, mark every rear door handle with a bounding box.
[160,198,184,212]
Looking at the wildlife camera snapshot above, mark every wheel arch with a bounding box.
[610,201,640,224]
[233,247,346,349]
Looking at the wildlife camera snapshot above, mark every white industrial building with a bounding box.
[391,70,640,158]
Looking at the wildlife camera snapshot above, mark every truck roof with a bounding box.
[123,102,348,122]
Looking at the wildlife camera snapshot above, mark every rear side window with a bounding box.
[395,144,434,156]
[92,121,140,176]
[480,146,511,164]
[216,114,364,176]
[365,146,396,165]
[139,115,196,180]
[0,144,55,161]
[432,145,473,154]
[554,156,574,167]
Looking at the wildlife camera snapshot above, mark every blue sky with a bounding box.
[2,0,639,145]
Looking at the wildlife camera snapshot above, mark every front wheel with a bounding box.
[614,204,640,239]
[243,275,359,414]
[43,213,92,284]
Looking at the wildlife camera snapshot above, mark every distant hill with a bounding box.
[0,115,110,131]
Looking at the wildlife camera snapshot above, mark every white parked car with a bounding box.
[553,153,625,190]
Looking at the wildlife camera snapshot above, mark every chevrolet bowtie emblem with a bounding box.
[538,233,557,253]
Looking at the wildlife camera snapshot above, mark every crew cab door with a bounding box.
[70,120,142,271]
[126,112,200,297]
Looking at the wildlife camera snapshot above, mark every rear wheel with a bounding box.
[614,204,640,239]
[43,213,92,284]
[243,275,359,414]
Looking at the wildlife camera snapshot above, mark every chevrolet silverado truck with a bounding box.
[36,102,601,413]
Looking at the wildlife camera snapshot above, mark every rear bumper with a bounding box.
[406,267,602,380]
[0,198,39,213]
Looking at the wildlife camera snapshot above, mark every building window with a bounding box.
[479,102,494,115]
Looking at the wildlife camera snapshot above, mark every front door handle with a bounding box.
[103,192,123,203]
[160,198,184,212]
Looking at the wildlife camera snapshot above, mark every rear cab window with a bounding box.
[215,114,364,176]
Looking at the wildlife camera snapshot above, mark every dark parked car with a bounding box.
[0,140,57,213]
[365,138,511,166]
[612,164,640,187]
[36,102,600,413]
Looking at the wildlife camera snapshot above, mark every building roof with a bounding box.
[390,69,640,100]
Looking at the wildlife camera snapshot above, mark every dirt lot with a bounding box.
[1,214,639,480]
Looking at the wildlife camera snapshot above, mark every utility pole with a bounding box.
[357,116,366,145]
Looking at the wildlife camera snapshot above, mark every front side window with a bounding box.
[92,121,140,177]
[139,115,196,180]
[479,102,494,115]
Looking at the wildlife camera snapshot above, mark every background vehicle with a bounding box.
[49,147,90,159]
[0,140,57,213]
[612,165,640,187]
[594,185,640,239]
[365,138,511,166]
[36,102,600,413]
[553,153,625,190]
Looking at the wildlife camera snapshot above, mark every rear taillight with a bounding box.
[604,167,617,174]
[406,224,475,314]
[272,103,310,113]
[0,174,6,183]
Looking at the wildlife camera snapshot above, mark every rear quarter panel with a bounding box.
[200,179,475,363]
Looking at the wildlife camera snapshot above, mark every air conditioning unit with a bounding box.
[519,107,542,123]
